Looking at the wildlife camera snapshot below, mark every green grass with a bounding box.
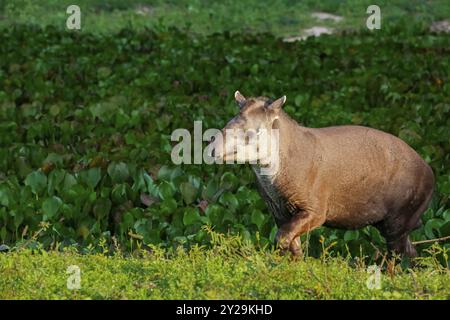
[1,0,450,35]
[1,236,449,300]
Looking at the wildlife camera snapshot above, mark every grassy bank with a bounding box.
[1,239,449,300]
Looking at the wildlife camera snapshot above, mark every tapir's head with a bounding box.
[209,91,286,164]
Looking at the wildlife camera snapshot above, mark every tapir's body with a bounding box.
[212,92,435,257]
[253,111,434,256]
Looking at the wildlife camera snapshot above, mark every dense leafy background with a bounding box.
[0,22,449,259]
[2,0,450,36]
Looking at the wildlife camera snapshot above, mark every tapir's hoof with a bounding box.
[289,239,303,258]
[275,231,291,251]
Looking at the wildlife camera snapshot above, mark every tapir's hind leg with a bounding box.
[376,191,432,257]
[375,219,418,257]
[387,235,417,257]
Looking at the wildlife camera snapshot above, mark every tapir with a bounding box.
[209,91,435,257]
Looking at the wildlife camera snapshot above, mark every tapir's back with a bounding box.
[295,125,434,229]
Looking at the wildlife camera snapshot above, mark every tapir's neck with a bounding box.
[253,110,311,181]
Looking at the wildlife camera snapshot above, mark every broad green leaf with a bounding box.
[251,209,266,230]
[158,181,175,201]
[62,173,77,190]
[160,198,178,216]
[48,169,66,195]
[0,185,13,207]
[24,170,47,195]
[183,207,201,226]
[219,192,239,212]
[203,179,219,202]
[93,198,112,219]
[220,172,238,190]
[80,167,102,189]
[344,230,359,241]
[425,219,443,239]
[42,196,63,221]
[180,182,198,205]
[107,162,129,184]
[111,184,128,203]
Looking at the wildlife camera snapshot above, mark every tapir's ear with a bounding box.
[267,95,286,111]
[234,91,246,108]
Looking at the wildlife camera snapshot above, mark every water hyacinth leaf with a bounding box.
[107,162,129,184]
[205,204,224,225]
[0,185,13,207]
[131,168,147,193]
[42,196,63,221]
[170,167,183,181]
[220,172,238,190]
[24,170,47,195]
[93,198,112,219]
[424,219,443,239]
[188,175,201,189]
[111,184,128,203]
[143,172,159,198]
[251,209,266,230]
[203,179,219,202]
[79,167,102,189]
[47,169,66,195]
[183,207,201,226]
[180,182,198,205]
[157,165,172,181]
[344,230,359,241]
[160,198,178,216]
[158,181,175,201]
[12,210,24,228]
[122,211,135,229]
[62,173,77,190]
[219,192,239,212]
[439,221,450,237]
[43,153,63,167]
[134,218,151,239]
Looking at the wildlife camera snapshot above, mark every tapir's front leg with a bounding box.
[276,211,325,256]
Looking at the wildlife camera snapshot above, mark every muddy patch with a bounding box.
[311,12,343,22]
[430,20,450,33]
[283,12,342,42]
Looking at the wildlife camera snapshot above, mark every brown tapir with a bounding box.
[209,91,435,257]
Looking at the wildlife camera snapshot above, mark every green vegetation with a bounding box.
[1,0,450,35]
[0,0,449,300]
[1,234,449,299]
[0,20,449,260]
